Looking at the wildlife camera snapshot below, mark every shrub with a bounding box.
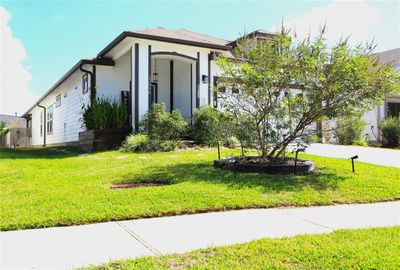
[120,134,149,152]
[333,116,367,146]
[159,140,182,151]
[190,105,233,146]
[82,97,126,130]
[225,136,240,148]
[380,117,400,147]
[140,103,187,141]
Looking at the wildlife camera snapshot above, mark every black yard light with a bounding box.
[217,141,221,160]
[293,147,305,175]
[349,155,358,173]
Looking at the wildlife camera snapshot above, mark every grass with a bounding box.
[1,147,399,231]
[84,226,400,270]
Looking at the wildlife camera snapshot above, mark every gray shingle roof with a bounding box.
[130,27,229,47]
[373,48,400,66]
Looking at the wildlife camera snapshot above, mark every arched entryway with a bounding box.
[150,52,197,122]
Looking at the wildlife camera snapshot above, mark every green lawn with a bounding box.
[85,226,400,270]
[0,147,399,231]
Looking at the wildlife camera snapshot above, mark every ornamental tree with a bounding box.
[217,27,400,159]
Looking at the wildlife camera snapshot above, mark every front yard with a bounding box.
[86,226,400,270]
[1,147,399,231]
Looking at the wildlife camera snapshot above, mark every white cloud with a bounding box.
[271,0,382,48]
[0,6,37,116]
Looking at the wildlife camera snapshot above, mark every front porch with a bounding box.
[149,53,198,123]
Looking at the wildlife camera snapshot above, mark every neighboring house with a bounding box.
[23,28,270,147]
[0,114,27,128]
[0,114,30,148]
[362,48,400,143]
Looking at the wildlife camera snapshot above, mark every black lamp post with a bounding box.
[349,155,359,173]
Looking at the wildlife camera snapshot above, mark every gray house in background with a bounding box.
[0,114,30,148]
[362,48,400,143]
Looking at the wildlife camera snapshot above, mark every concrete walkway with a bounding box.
[306,143,400,167]
[1,201,399,270]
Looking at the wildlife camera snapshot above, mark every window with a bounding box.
[40,111,43,137]
[232,87,240,94]
[47,106,53,134]
[82,74,89,94]
[219,86,226,93]
[55,94,61,107]
[387,102,400,118]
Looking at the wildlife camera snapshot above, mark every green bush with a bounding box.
[333,116,367,146]
[225,136,240,148]
[159,140,182,151]
[190,105,233,146]
[120,134,149,152]
[82,97,126,130]
[121,104,186,153]
[140,103,187,141]
[380,117,400,147]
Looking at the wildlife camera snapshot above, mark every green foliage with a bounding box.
[121,104,186,152]
[232,114,257,148]
[190,105,233,146]
[217,26,400,158]
[120,134,149,152]
[334,116,367,145]
[159,140,182,152]
[0,121,9,138]
[380,117,400,147]
[82,97,126,130]
[225,136,240,148]
[140,103,187,141]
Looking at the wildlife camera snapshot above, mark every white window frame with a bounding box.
[40,111,43,137]
[55,94,61,107]
[47,105,53,134]
[82,74,89,94]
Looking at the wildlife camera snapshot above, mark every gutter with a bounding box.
[37,103,46,147]
[23,58,114,117]
[79,64,96,103]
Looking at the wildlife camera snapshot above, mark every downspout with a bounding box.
[37,103,46,147]
[79,64,96,103]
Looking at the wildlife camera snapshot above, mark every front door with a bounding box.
[150,83,158,105]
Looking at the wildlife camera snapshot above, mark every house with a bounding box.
[362,48,400,143]
[0,114,30,148]
[23,27,250,147]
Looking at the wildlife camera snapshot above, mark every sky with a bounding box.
[0,0,399,115]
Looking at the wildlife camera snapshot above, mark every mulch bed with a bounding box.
[110,182,169,189]
[214,156,315,174]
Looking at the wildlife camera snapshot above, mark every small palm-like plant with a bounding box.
[0,121,10,138]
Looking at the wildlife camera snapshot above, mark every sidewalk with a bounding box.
[306,143,400,167]
[2,201,400,269]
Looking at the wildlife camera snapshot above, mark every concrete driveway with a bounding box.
[2,201,399,269]
[306,143,400,167]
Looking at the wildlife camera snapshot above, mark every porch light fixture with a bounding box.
[202,75,209,84]
[152,59,159,82]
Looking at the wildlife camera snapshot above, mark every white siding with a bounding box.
[152,58,171,111]
[173,61,191,120]
[29,73,89,146]
[96,51,130,103]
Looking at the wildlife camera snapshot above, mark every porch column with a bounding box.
[131,43,150,132]
[196,52,200,108]
[131,44,138,131]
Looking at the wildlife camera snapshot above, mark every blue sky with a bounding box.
[1,0,399,115]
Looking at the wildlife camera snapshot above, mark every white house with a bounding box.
[362,48,400,143]
[24,27,258,147]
